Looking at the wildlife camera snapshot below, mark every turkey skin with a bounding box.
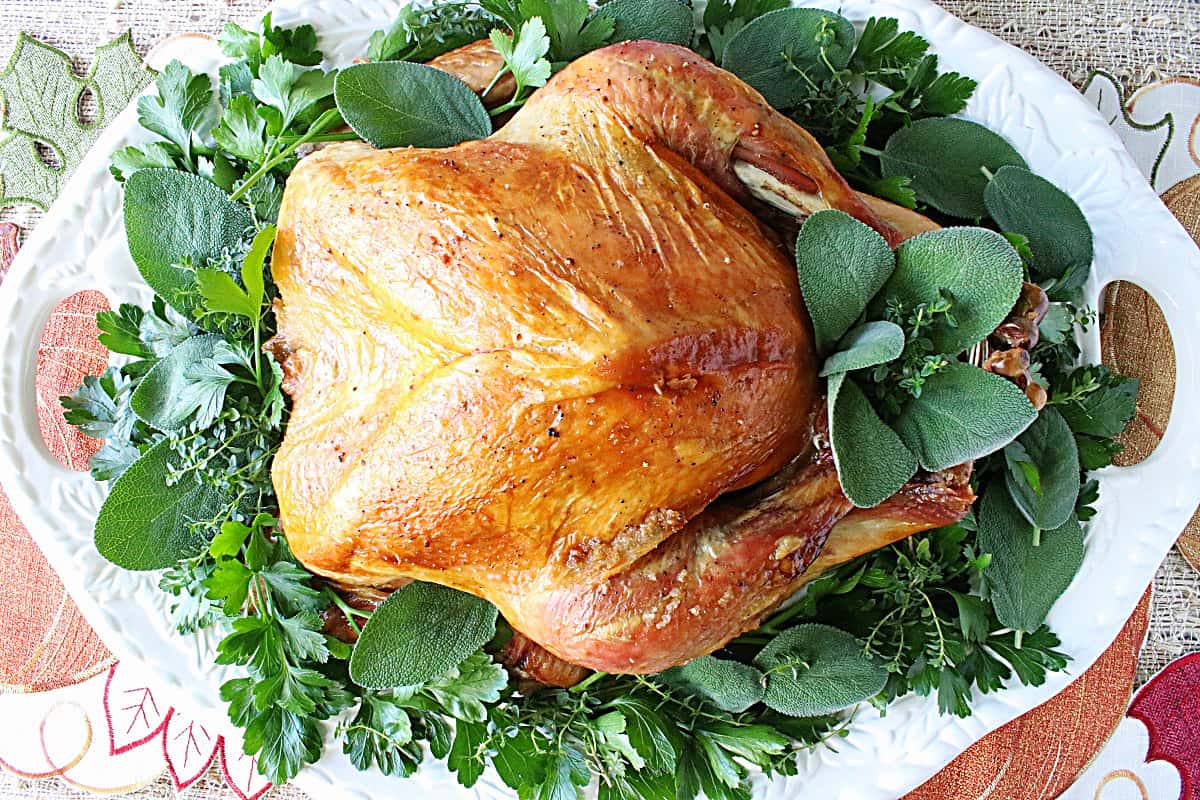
[270,41,970,673]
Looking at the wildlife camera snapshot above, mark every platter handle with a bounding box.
[1084,217,1200,511]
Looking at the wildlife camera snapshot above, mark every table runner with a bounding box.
[0,1,1197,798]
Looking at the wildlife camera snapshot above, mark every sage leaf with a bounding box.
[820,320,905,377]
[893,362,1037,471]
[984,165,1093,282]
[828,372,917,508]
[721,8,855,109]
[349,581,498,689]
[1004,408,1080,530]
[662,655,765,713]
[795,209,895,355]
[880,118,1027,218]
[879,227,1024,355]
[590,0,695,46]
[334,61,491,149]
[94,440,224,570]
[753,624,887,717]
[977,484,1084,633]
[123,169,253,319]
[130,335,237,432]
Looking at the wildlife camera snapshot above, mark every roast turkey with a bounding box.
[270,40,972,674]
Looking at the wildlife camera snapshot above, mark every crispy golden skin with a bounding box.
[271,41,966,673]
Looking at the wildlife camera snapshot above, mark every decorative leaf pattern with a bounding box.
[220,728,275,800]
[0,222,18,282]
[0,32,152,210]
[103,662,168,754]
[163,710,220,790]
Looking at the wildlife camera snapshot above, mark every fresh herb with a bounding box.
[442,674,839,800]
[717,12,976,206]
[828,372,918,508]
[334,61,492,148]
[700,0,789,62]
[92,439,225,569]
[819,320,905,377]
[871,293,956,415]
[129,335,239,431]
[984,165,1094,283]
[368,3,498,63]
[661,655,766,713]
[1003,408,1080,531]
[720,8,857,109]
[976,484,1085,638]
[879,228,1024,352]
[796,211,1033,502]
[794,209,895,355]
[350,582,499,688]
[114,16,345,208]
[590,0,695,48]
[134,59,216,172]
[894,363,1036,472]
[213,521,356,785]
[220,12,323,70]
[880,118,1028,219]
[795,523,1069,715]
[753,624,888,717]
[122,168,254,318]
[505,0,615,63]
[1051,364,1139,438]
[488,18,553,113]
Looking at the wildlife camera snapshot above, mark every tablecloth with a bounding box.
[0,1,1197,798]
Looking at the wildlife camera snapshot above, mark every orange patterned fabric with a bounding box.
[0,486,112,692]
[35,289,109,470]
[1160,176,1200,572]
[0,225,113,693]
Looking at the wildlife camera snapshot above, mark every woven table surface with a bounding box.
[0,1,1197,798]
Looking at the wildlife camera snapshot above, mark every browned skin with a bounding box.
[490,194,966,680]
[501,632,592,688]
[427,40,517,108]
[272,41,963,674]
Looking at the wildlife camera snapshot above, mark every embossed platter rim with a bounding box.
[0,1,1198,798]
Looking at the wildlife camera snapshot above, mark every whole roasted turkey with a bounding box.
[269,40,972,676]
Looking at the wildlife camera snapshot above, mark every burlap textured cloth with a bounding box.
[0,1,1197,798]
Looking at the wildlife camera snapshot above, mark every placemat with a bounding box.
[0,2,1197,799]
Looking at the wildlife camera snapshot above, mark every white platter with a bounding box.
[0,1,1198,797]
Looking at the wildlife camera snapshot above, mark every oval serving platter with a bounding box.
[0,1,1197,798]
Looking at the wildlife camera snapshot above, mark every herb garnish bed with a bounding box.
[61,3,1137,797]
